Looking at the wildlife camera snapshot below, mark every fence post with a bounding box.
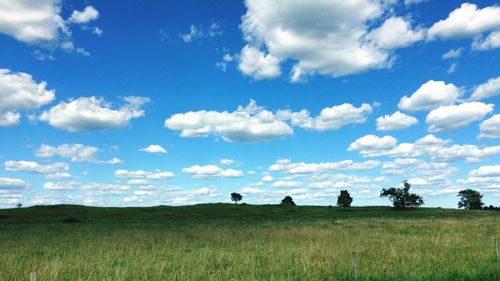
[495,239,499,259]
[29,272,36,281]
[352,251,358,280]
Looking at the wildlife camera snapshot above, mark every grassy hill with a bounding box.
[0,204,499,280]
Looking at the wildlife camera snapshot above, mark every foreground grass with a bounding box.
[0,204,499,281]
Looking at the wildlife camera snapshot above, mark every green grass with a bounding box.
[0,204,499,280]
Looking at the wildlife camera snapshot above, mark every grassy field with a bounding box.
[0,204,499,281]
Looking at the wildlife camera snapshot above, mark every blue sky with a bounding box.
[0,0,500,208]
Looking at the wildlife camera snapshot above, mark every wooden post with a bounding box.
[352,251,358,280]
[495,239,499,259]
[29,272,36,281]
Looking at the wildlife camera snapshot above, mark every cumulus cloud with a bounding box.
[427,3,500,40]
[39,96,149,132]
[376,111,418,131]
[239,0,398,81]
[140,144,167,154]
[398,80,463,111]
[164,99,293,142]
[4,160,69,178]
[271,181,302,188]
[479,114,500,139]
[426,102,494,132]
[238,45,281,80]
[442,48,463,60]
[180,23,222,43]
[290,103,372,131]
[0,177,28,190]
[469,165,500,178]
[182,165,243,179]
[68,6,99,24]
[349,134,500,163]
[0,69,55,126]
[35,144,121,164]
[367,17,425,49]
[472,30,500,50]
[114,169,175,180]
[470,76,500,101]
[268,159,380,174]
[0,1,101,51]
[219,159,234,165]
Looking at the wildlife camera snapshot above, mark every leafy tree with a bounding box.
[281,196,295,206]
[380,180,424,209]
[457,189,484,210]
[16,203,22,208]
[337,190,353,208]
[230,192,242,204]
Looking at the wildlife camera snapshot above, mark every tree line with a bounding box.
[231,180,499,210]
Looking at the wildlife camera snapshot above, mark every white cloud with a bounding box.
[219,159,234,165]
[39,96,149,132]
[447,62,458,74]
[442,48,463,60]
[114,169,175,180]
[376,111,418,131]
[239,0,395,81]
[367,17,425,49]
[268,159,380,174]
[262,174,273,182]
[426,102,493,132]
[398,80,463,111]
[404,0,428,5]
[180,23,222,43]
[140,144,167,154]
[0,69,55,126]
[238,45,281,80]
[470,76,500,101]
[43,181,130,193]
[164,99,293,142]
[348,135,398,155]
[472,30,500,50]
[349,134,500,163]
[469,165,500,178]
[0,177,28,190]
[241,187,262,194]
[35,144,122,164]
[68,6,99,24]
[0,0,68,44]
[428,3,500,40]
[290,103,372,131]
[181,165,243,179]
[4,160,69,178]
[479,114,500,139]
[36,144,97,162]
[271,180,302,188]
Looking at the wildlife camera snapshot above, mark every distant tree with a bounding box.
[281,196,295,206]
[337,190,353,208]
[380,180,424,209]
[230,192,242,204]
[16,203,22,208]
[457,189,484,210]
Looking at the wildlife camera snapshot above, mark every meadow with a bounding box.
[0,204,499,281]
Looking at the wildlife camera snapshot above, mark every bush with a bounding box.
[63,216,82,223]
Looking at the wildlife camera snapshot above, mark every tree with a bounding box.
[457,189,483,210]
[230,192,242,204]
[380,180,424,209]
[337,190,353,208]
[16,203,22,208]
[281,196,295,206]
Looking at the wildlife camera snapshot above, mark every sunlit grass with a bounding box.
[0,204,499,280]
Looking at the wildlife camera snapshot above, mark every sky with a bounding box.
[0,0,499,208]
